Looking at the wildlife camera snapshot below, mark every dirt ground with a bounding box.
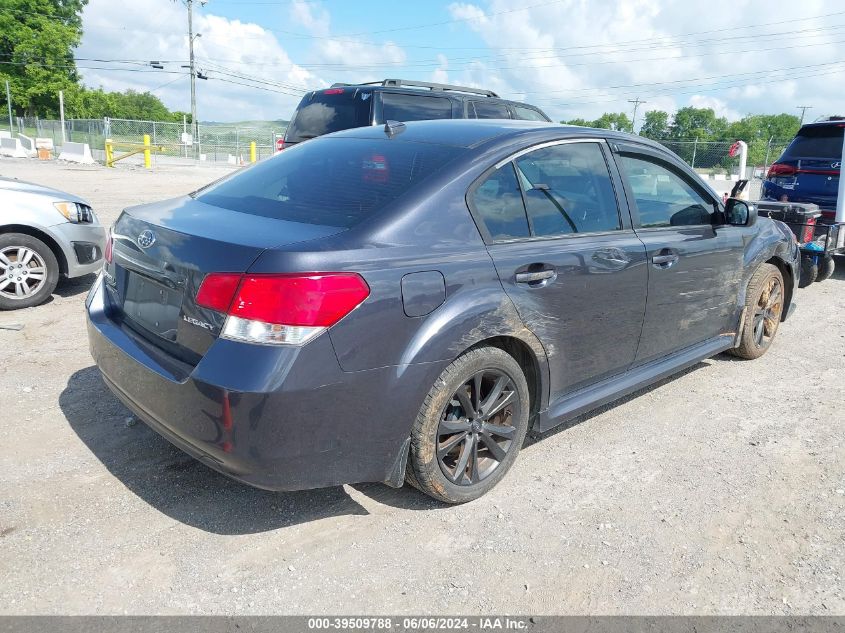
[1,158,843,615]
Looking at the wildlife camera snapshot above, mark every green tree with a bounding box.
[0,0,88,116]
[669,107,729,140]
[563,112,631,131]
[592,112,632,131]
[639,110,670,139]
[562,117,593,127]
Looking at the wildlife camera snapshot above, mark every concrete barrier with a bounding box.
[35,138,55,151]
[0,130,10,140]
[58,141,96,164]
[18,134,37,157]
[0,136,31,158]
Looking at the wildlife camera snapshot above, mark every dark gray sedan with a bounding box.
[86,120,799,503]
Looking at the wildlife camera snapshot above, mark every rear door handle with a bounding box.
[515,270,555,284]
[652,254,679,267]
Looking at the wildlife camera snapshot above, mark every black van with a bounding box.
[282,78,552,148]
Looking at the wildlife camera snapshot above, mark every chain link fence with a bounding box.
[16,116,285,165]
[13,116,795,193]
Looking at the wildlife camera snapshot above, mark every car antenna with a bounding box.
[384,120,406,138]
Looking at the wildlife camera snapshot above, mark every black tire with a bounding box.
[799,256,817,288]
[730,263,785,360]
[406,347,530,504]
[0,233,60,310]
[816,255,835,282]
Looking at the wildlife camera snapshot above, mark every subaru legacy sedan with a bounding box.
[86,120,799,503]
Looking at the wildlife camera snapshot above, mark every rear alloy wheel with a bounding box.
[730,263,784,360]
[0,233,59,310]
[407,347,530,503]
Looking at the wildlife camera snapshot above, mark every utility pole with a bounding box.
[797,105,813,126]
[628,98,646,134]
[186,0,200,155]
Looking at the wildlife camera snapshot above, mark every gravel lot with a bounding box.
[1,158,844,615]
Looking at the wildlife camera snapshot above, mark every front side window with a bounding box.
[470,163,530,240]
[381,93,452,122]
[470,101,511,119]
[514,143,621,236]
[618,155,716,228]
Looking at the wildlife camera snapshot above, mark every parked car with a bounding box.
[761,116,843,220]
[1,177,106,309]
[281,78,551,148]
[87,120,799,503]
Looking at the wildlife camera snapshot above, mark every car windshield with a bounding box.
[196,137,464,228]
[285,90,372,143]
[784,125,844,159]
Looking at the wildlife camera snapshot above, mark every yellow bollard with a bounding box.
[250,141,256,163]
[143,134,151,169]
[105,139,114,168]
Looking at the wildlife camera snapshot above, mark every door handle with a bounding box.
[652,254,679,267]
[515,270,555,284]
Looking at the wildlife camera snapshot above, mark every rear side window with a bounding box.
[784,125,844,159]
[285,90,372,143]
[197,138,463,229]
[618,155,715,228]
[515,143,621,236]
[512,106,549,122]
[469,101,511,119]
[471,164,530,240]
[381,93,452,121]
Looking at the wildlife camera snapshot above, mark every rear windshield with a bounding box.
[197,138,464,228]
[784,125,844,159]
[285,90,372,143]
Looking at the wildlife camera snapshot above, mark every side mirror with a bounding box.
[724,198,757,227]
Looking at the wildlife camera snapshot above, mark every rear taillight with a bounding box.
[767,163,796,178]
[104,234,113,264]
[196,272,370,346]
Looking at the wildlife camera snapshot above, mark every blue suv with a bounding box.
[762,117,843,220]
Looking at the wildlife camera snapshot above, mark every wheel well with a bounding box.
[470,336,542,423]
[766,256,793,321]
[0,225,68,275]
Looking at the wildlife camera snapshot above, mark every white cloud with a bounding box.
[442,0,843,125]
[76,0,321,122]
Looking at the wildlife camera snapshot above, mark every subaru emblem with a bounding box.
[832,161,841,170]
[137,230,156,249]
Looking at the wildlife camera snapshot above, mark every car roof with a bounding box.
[312,84,545,108]
[799,119,845,130]
[327,118,668,151]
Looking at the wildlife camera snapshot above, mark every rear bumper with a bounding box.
[760,183,837,214]
[86,277,445,491]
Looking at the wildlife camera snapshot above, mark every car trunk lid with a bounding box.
[105,196,345,364]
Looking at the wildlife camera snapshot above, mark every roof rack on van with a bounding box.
[329,79,499,98]
[813,115,845,122]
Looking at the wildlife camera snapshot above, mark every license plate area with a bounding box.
[124,272,183,342]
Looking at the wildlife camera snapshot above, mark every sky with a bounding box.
[74,0,844,125]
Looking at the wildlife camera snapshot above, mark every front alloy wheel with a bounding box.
[0,233,60,310]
